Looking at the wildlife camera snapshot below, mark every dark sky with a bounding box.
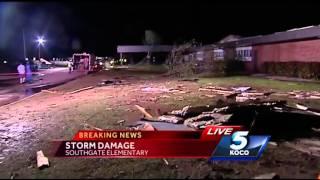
[1,1,320,61]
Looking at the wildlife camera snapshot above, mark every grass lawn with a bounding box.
[199,76,320,92]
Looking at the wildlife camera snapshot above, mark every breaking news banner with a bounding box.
[52,126,270,161]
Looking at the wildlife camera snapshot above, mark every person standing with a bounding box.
[25,61,32,83]
[17,62,26,84]
[68,61,73,73]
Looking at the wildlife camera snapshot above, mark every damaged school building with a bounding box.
[167,25,320,78]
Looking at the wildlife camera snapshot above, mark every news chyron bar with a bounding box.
[53,126,270,161]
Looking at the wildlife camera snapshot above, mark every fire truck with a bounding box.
[72,53,102,72]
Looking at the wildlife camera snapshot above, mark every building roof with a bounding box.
[117,45,173,53]
[219,25,320,47]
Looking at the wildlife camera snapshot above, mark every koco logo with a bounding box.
[230,131,250,155]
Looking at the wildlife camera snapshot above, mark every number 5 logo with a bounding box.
[230,131,249,150]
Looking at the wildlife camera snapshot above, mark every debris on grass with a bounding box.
[199,86,272,102]
[117,120,125,125]
[98,79,127,86]
[253,172,279,179]
[268,141,278,146]
[82,123,103,131]
[178,78,199,82]
[141,87,186,94]
[41,89,64,95]
[37,150,49,169]
[231,86,251,93]
[158,115,184,124]
[68,86,94,94]
[288,91,320,100]
[135,105,153,119]
[162,158,169,165]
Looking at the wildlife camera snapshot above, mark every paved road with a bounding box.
[0,68,87,106]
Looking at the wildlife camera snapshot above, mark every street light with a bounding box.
[36,36,46,60]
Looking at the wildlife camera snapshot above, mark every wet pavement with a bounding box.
[0,68,86,106]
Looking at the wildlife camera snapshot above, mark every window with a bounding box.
[236,47,252,61]
[213,49,224,60]
[196,51,204,61]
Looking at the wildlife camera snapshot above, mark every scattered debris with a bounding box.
[288,91,320,100]
[82,123,103,131]
[167,105,215,118]
[295,104,308,110]
[253,172,279,179]
[158,115,184,124]
[98,79,126,86]
[37,150,49,169]
[184,113,232,129]
[117,120,125,126]
[236,96,250,102]
[312,128,320,133]
[135,105,153,119]
[178,78,199,82]
[268,141,278,146]
[199,86,273,103]
[41,89,64,95]
[141,87,169,93]
[68,86,94,94]
[232,86,252,93]
[162,158,169,165]
[294,103,320,116]
[141,87,186,94]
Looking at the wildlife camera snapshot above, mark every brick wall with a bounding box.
[254,39,320,72]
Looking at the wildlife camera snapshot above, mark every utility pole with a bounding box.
[38,45,41,60]
[22,29,26,60]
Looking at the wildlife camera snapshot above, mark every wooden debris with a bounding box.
[135,105,153,119]
[68,86,94,94]
[184,113,232,129]
[241,92,265,96]
[178,78,199,82]
[117,120,125,125]
[158,115,184,124]
[294,104,320,116]
[232,86,251,92]
[41,89,64,95]
[162,158,169,165]
[253,172,279,179]
[296,104,308,110]
[83,123,103,131]
[312,128,320,133]
[37,150,49,169]
[268,141,278,146]
[236,96,250,102]
[199,88,234,95]
[167,105,215,118]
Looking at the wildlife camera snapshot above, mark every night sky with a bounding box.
[1,1,320,62]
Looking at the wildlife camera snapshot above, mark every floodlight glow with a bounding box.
[36,36,46,46]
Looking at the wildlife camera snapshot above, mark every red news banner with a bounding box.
[53,126,242,158]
